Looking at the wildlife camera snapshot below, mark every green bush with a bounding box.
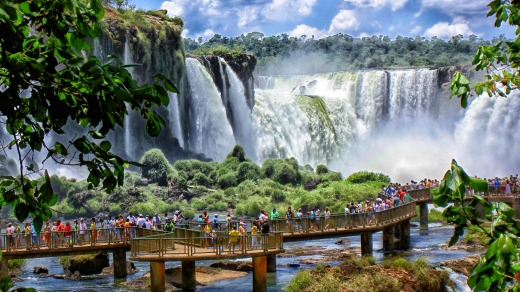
[207,201,228,211]
[124,171,142,187]
[319,171,343,183]
[192,172,211,187]
[0,275,13,292]
[237,161,261,182]
[346,171,391,184]
[316,164,329,175]
[262,159,302,185]
[227,145,246,162]
[217,172,238,188]
[50,175,76,200]
[191,198,208,211]
[270,189,287,203]
[140,148,172,186]
[286,270,313,292]
[168,170,188,190]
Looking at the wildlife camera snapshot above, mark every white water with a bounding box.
[167,91,185,148]
[185,58,236,161]
[123,40,134,159]
[221,58,258,160]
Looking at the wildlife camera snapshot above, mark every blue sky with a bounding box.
[128,0,515,40]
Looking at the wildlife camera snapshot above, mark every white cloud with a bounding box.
[263,0,317,22]
[288,24,329,39]
[329,10,359,33]
[411,25,422,35]
[344,0,408,11]
[421,0,488,16]
[160,0,184,16]
[424,21,474,39]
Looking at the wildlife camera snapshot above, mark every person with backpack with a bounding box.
[212,214,219,230]
[285,206,294,233]
[309,208,316,231]
[152,214,161,230]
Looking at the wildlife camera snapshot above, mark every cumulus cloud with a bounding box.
[288,24,329,39]
[424,21,474,39]
[160,0,317,37]
[421,0,488,16]
[411,25,422,35]
[329,10,359,33]
[344,0,408,11]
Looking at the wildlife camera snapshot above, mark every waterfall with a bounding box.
[221,58,257,160]
[123,39,134,159]
[185,58,236,161]
[167,91,185,148]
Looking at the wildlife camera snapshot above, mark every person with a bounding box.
[197,214,204,231]
[315,207,321,230]
[324,207,331,230]
[57,220,65,247]
[73,219,79,245]
[79,218,87,245]
[212,214,219,230]
[64,221,72,247]
[152,213,161,230]
[295,208,303,232]
[127,213,136,238]
[261,220,270,234]
[259,209,268,222]
[90,218,97,244]
[124,218,131,241]
[43,222,51,247]
[238,222,247,250]
[202,211,209,224]
[106,215,114,242]
[204,221,212,248]
[226,213,232,231]
[6,223,14,250]
[285,206,294,233]
[250,221,258,249]
[309,208,316,231]
[14,223,21,249]
[270,208,279,231]
[228,226,239,253]
[404,191,412,203]
[24,223,31,250]
[31,222,38,247]
[98,219,105,241]
[51,221,58,248]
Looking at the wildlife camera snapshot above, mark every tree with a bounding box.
[0,0,176,231]
[440,2,520,290]
[450,1,520,108]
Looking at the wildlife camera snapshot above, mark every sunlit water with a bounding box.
[13,224,477,291]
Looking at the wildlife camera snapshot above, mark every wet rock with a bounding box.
[101,262,137,275]
[335,238,351,245]
[209,261,253,271]
[440,254,483,277]
[33,266,48,274]
[62,252,109,275]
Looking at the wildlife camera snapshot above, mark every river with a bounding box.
[12,223,476,291]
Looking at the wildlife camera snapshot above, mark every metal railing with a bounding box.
[130,231,284,258]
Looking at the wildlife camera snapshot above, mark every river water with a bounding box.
[13,223,477,291]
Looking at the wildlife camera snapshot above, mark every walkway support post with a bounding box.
[395,220,411,249]
[113,248,127,278]
[253,256,267,292]
[512,198,520,220]
[360,232,373,256]
[382,226,395,251]
[0,260,7,277]
[182,260,196,291]
[267,254,276,272]
[419,202,428,230]
[150,261,165,292]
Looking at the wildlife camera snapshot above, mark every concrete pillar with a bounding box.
[398,220,411,249]
[113,248,127,278]
[513,198,520,220]
[382,226,395,251]
[182,260,196,291]
[253,256,267,292]
[150,261,165,292]
[360,232,373,256]
[419,203,428,230]
[0,260,8,277]
[267,254,276,272]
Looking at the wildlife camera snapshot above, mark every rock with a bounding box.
[440,254,483,277]
[101,262,137,275]
[335,238,351,245]
[62,252,109,275]
[209,261,253,271]
[33,266,48,274]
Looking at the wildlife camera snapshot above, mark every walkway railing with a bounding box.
[130,231,284,258]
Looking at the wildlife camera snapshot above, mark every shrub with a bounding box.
[319,171,343,183]
[207,201,228,211]
[192,172,211,187]
[50,175,76,200]
[168,171,188,190]
[346,171,391,184]
[140,148,172,186]
[286,270,313,292]
[124,171,142,187]
[237,161,261,182]
[316,164,329,175]
[270,189,287,203]
[191,198,208,211]
[217,172,238,188]
[227,145,246,162]
[263,160,302,185]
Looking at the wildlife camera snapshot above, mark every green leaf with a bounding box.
[99,141,111,152]
[18,2,31,14]
[14,202,29,222]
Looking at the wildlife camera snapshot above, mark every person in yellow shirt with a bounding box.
[228,226,239,253]
[204,221,212,248]
[250,221,258,250]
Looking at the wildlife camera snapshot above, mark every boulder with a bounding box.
[62,252,109,275]
[209,261,253,271]
[335,238,351,245]
[101,262,138,275]
[33,266,48,274]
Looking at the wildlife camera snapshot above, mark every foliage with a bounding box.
[217,172,238,189]
[450,1,520,108]
[0,275,12,292]
[186,32,498,75]
[236,161,261,182]
[316,164,328,175]
[139,148,172,186]
[190,44,245,58]
[432,159,520,291]
[262,159,301,185]
[346,171,391,184]
[0,0,176,231]
[227,145,246,162]
[8,259,26,270]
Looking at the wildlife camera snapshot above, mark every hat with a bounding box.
[207,221,211,224]
[214,214,218,217]
[239,222,244,225]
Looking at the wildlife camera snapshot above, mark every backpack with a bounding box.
[164,223,172,231]
[310,211,316,220]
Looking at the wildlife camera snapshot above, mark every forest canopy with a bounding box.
[185,33,506,75]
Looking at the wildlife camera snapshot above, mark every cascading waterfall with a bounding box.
[185,58,236,161]
[221,58,257,160]
[123,39,134,159]
[167,91,185,149]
